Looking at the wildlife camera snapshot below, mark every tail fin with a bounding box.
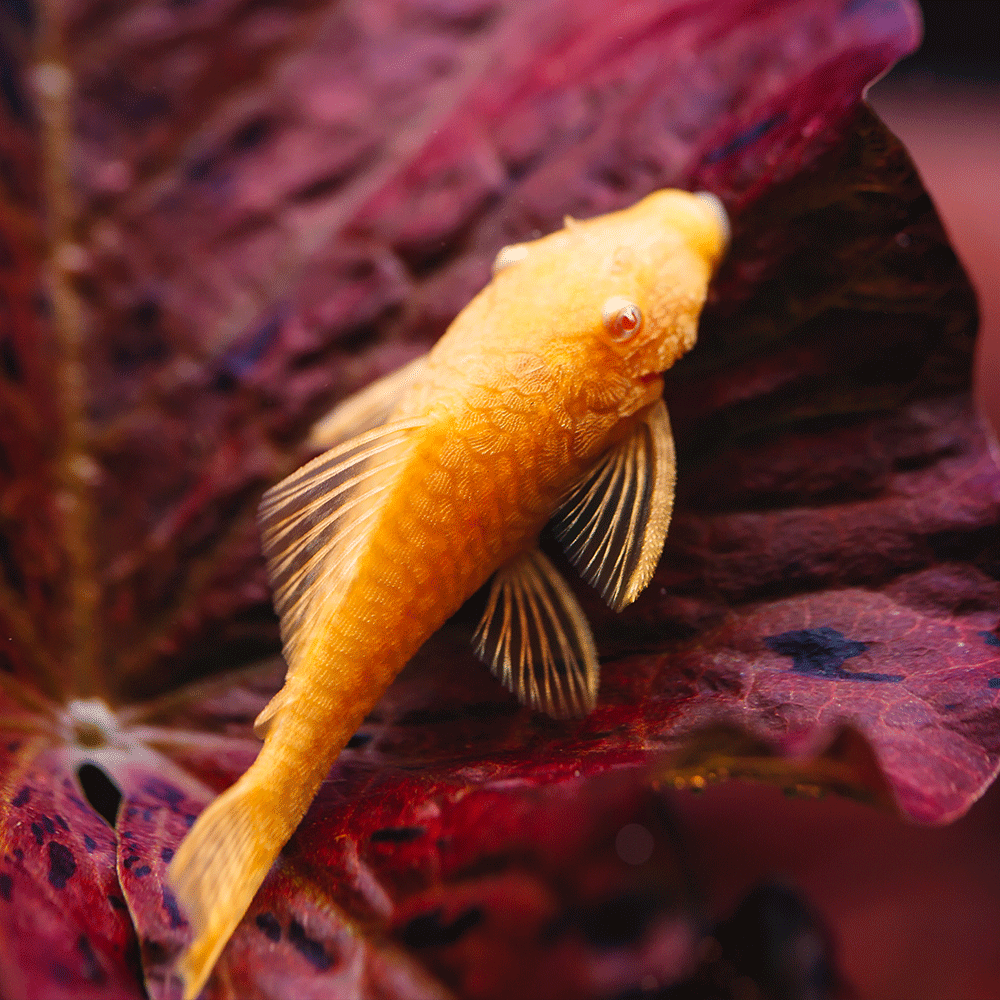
[168,774,295,999]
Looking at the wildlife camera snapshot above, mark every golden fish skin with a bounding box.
[168,188,729,998]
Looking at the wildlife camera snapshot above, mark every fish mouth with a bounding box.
[638,371,664,405]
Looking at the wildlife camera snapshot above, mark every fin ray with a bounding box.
[552,399,675,611]
[259,418,423,674]
[307,354,429,448]
[473,549,598,719]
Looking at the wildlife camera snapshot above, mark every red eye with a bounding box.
[602,296,643,341]
[617,306,640,333]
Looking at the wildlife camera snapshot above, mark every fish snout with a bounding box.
[641,187,731,268]
[693,191,730,251]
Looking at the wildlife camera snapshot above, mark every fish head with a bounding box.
[582,188,730,383]
[490,188,729,415]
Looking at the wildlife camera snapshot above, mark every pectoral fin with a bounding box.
[473,548,598,719]
[308,354,428,448]
[552,399,675,612]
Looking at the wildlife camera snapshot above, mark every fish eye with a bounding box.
[601,296,643,341]
[492,243,529,276]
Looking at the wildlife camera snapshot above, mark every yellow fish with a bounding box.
[168,188,729,997]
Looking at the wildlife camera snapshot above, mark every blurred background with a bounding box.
[681,6,1000,998]
[868,0,1000,438]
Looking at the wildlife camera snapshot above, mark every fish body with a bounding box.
[168,188,729,997]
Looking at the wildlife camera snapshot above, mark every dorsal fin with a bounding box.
[473,548,598,719]
[307,354,428,449]
[257,419,424,715]
[551,399,675,611]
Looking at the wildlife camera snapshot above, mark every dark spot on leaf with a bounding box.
[216,315,281,384]
[981,631,1000,648]
[142,778,185,808]
[765,627,902,682]
[123,855,140,869]
[988,679,1000,690]
[0,873,11,901]
[163,889,185,929]
[370,826,426,844]
[346,732,372,749]
[212,368,237,392]
[231,116,272,153]
[185,154,214,183]
[47,842,76,889]
[573,891,662,948]
[30,822,43,845]
[41,815,55,835]
[288,918,332,970]
[142,809,152,823]
[117,83,169,126]
[12,849,22,862]
[132,298,159,330]
[893,449,951,473]
[343,259,376,283]
[108,894,127,911]
[77,934,105,985]
[401,907,483,948]
[292,170,356,204]
[111,301,168,369]
[184,813,197,827]
[49,961,74,987]
[592,162,631,192]
[161,846,174,863]
[0,54,28,122]
[704,113,786,164]
[256,911,281,942]
[134,865,152,878]
[0,337,18,382]
[84,835,97,853]
[55,814,68,831]
[11,786,29,807]
[0,533,24,594]
[141,938,170,966]
[78,764,122,826]
[415,2,499,33]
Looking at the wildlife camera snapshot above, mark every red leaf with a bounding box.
[0,693,142,998]
[1,0,997,998]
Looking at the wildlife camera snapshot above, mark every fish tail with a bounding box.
[168,773,285,999]
[168,705,334,1000]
